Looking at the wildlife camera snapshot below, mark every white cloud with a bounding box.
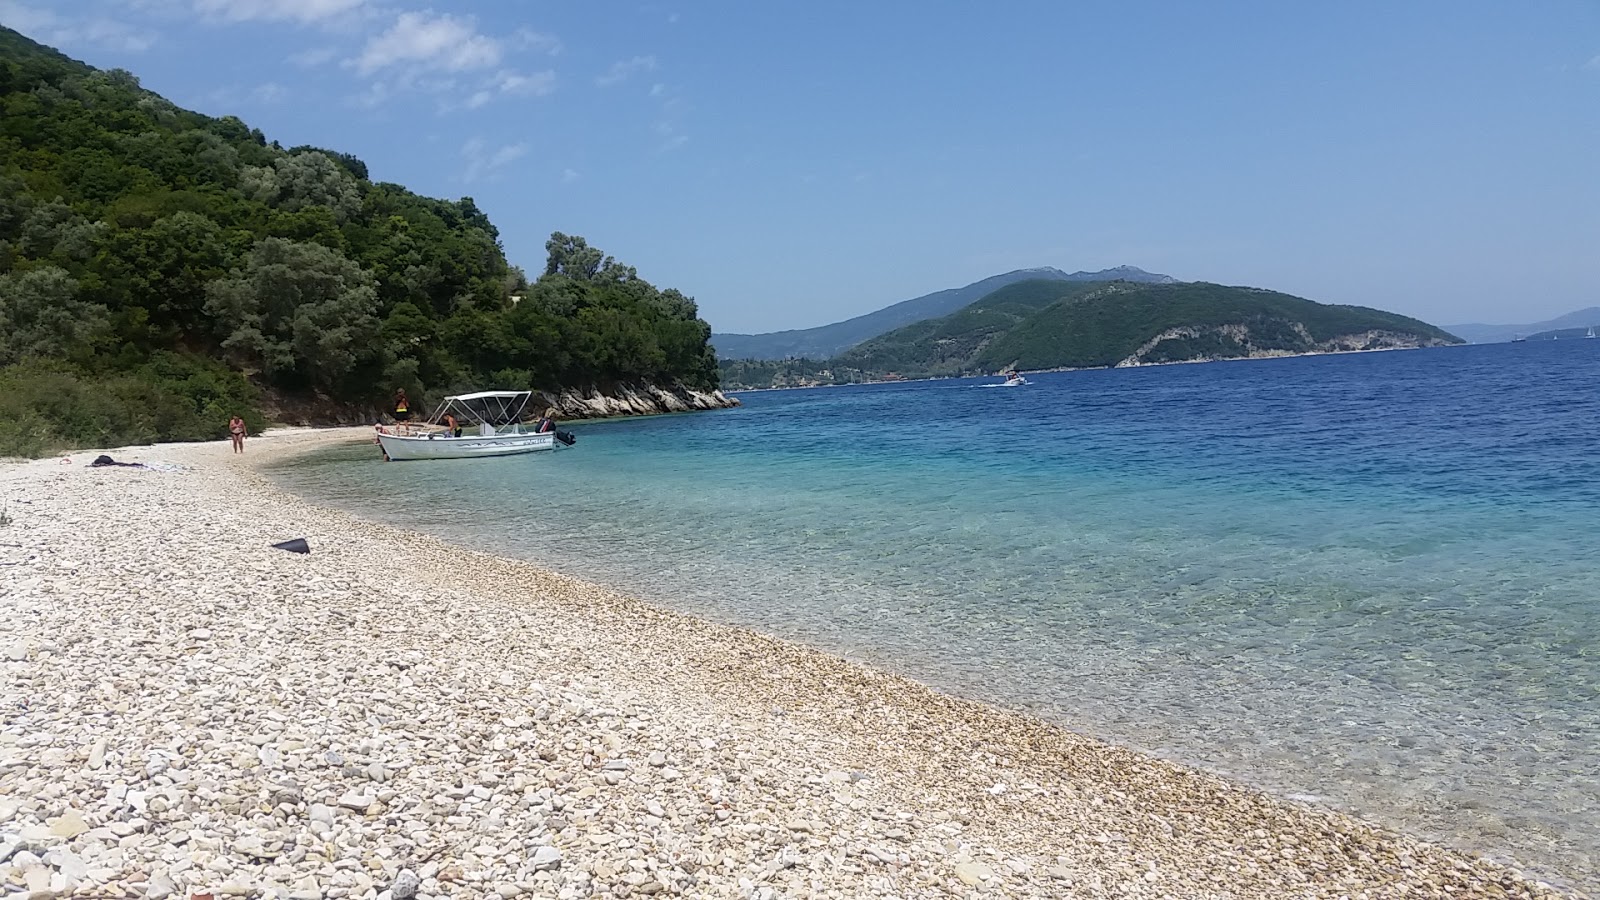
[192,0,366,24]
[1585,55,1600,71]
[561,168,580,183]
[1,1,158,51]
[461,138,528,182]
[352,11,501,75]
[596,55,656,87]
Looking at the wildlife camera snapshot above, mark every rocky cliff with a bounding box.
[533,383,741,419]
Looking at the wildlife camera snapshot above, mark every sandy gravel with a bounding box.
[0,429,1578,899]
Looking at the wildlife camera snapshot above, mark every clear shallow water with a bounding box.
[272,341,1600,891]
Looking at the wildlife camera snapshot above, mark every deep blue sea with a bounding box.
[271,340,1600,891]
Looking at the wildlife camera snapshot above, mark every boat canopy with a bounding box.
[446,390,531,401]
[434,391,536,426]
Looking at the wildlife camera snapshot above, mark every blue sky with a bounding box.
[4,0,1598,333]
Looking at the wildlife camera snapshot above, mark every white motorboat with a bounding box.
[374,391,573,461]
[1002,373,1028,386]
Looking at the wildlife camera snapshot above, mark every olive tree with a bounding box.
[0,267,110,366]
[205,238,379,389]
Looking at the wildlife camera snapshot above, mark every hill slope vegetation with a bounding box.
[710,265,1174,360]
[0,26,721,456]
[721,280,1460,389]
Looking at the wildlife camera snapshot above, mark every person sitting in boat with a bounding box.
[535,407,558,433]
[392,389,411,422]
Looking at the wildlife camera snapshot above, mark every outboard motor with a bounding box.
[555,430,577,446]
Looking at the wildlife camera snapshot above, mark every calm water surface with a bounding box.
[271,341,1600,891]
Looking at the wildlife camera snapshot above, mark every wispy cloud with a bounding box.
[1585,55,1600,71]
[202,80,289,108]
[253,81,288,103]
[561,168,580,183]
[461,137,528,182]
[287,46,339,67]
[596,55,656,87]
[462,69,556,110]
[656,121,688,152]
[494,69,556,97]
[192,0,367,25]
[1,0,159,51]
[649,82,690,152]
[511,26,562,56]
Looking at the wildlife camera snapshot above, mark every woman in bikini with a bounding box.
[229,415,246,454]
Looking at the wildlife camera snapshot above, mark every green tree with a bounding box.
[204,238,379,389]
[543,231,608,280]
[0,266,109,366]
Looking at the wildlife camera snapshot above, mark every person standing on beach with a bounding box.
[229,415,246,454]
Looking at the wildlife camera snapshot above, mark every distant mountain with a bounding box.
[1446,307,1600,344]
[1524,326,1599,341]
[719,280,1461,389]
[710,266,1176,360]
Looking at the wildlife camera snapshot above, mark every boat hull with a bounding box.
[376,430,556,461]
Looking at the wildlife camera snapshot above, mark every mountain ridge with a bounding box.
[1445,307,1600,344]
[711,265,1175,360]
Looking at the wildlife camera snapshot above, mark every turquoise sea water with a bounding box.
[272,340,1600,891]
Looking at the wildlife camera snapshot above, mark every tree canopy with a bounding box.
[0,25,721,456]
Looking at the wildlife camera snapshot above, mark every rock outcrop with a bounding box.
[1114,323,1454,368]
[262,382,739,427]
[530,382,740,419]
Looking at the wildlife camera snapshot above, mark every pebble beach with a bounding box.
[0,429,1578,899]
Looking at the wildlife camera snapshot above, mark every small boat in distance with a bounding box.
[1001,373,1028,386]
[374,391,574,461]
[1511,334,1527,343]
[1588,326,1596,339]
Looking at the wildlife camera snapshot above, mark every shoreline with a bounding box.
[723,342,1461,392]
[0,429,1578,899]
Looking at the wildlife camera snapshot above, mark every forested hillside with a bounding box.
[0,26,721,456]
[973,282,1459,371]
[710,265,1175,360]
[720,280,1460,388]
